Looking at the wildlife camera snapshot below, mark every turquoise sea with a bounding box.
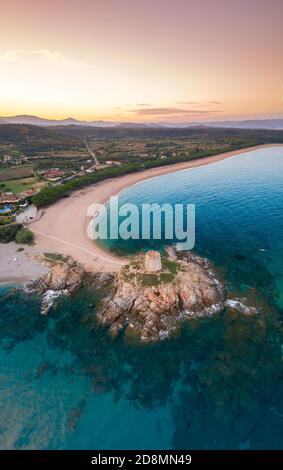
[0,146,283,449]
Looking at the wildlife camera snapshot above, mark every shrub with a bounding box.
[159,273,175,284]
[43,252,69,264]
[0,223,23,243]
[140,273,159,286]
[162,258,179,274]
[32,162,142,208]
[0,216,12,226]
[15,227,34,245]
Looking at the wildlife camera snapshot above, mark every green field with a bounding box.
[0,166,34,182]
[0,177,45,194]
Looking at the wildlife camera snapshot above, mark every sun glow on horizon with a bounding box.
[0,0,282,122]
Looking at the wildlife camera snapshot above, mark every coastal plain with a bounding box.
[28,144,282,274]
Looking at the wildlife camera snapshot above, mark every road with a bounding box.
[84,140,100,166]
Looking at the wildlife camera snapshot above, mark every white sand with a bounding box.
[0,243,48,286]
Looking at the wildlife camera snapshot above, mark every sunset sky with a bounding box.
[0,0,282,122]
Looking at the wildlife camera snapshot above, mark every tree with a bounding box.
[0,224,22,243]
[15,227,34,245]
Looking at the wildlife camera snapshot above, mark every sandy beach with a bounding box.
[25,144,282,274]
[0,243,49,286]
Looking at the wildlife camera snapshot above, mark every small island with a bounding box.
[97,249,226,342]
[25,248,257,343]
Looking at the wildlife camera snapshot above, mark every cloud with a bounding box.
[129,107,220,116]
[136,103,151,107]
[208,101,223,105]
[0,49,85,67]
[176,100,223,106]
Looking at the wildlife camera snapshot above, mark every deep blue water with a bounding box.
[0,146,283,449]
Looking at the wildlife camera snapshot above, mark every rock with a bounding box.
[92,272,114,287]
[164,245,178,260]
[41,289,69,315]
[225,298,258,315]
[97,252,226,343]
[25,251,259,338]
[144,250,162,272]
[25,257,85,314]
[40,264,84,292]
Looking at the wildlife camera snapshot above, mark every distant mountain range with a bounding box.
[0,115,283,130]
[203,119,283,130]
[0,115,117,127]
[1,123,283,152]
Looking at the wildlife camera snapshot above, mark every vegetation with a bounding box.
[52,124,283,142]
[0,223,23,243]
[0,166,33,182]
[0,216,13,226]
[1,123,282,208]
[162,258,179,274]
[139,273,160,287]
[0,177,44,194]
[0,124,80,155]
[124,254,179,287]
[139,271,176,286]
[159,273,175,283]
[15,227,34,245]
[43,252,70,264]
[32,162,141,207]
[31,147,229,207]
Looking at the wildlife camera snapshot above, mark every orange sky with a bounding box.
[0,0,282,122]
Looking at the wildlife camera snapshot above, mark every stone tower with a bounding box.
[144,250,162,272]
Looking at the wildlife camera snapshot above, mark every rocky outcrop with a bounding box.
[38,263,84,293]
[40,289,68,315]
[97,250,226,342]
[24,248,259,338]
[25,255,85,314]
[225,298,258,315]
[90,272,114,288]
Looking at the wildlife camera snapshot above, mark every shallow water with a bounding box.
[0,146,283,449]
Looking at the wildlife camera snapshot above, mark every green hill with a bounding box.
[0,124,80,155]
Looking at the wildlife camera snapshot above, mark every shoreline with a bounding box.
[1,143,282,281]
[0,243,49,287]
